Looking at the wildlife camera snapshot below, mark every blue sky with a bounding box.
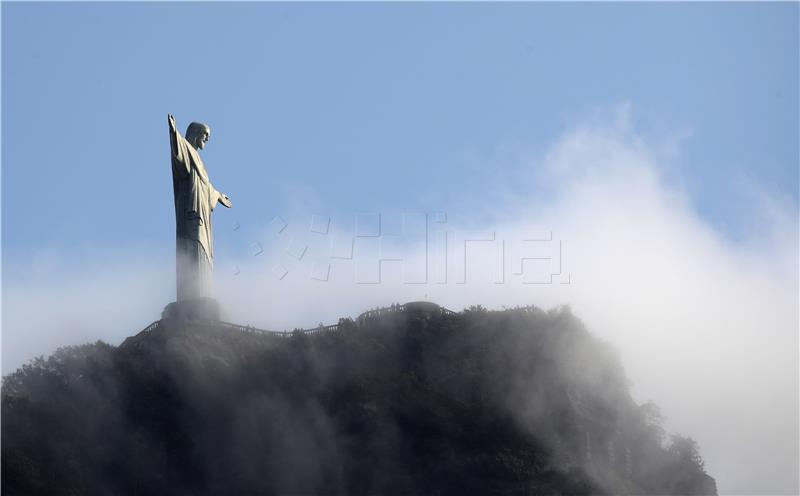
[2,4,799,494]
[3,2,798,268]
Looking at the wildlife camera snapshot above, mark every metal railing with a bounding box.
[139,321,161,334]
[137,302,459,338]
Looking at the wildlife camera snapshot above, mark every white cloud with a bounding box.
[3,105,797,494]
[2,253,173,370]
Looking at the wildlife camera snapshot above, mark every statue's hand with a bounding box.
[219,194,233,208]
[168,114,177,133]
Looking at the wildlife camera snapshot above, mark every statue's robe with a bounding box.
[169,128,222,301]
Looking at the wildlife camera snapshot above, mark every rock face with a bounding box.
[2,305,716,496]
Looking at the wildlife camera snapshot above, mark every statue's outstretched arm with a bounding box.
[208,188,232,211]
[168,114,190,176]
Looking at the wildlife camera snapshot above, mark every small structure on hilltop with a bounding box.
[356,301,452,326]
[403,301,445,317]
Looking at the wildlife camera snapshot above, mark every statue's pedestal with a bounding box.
[162,298,221,321]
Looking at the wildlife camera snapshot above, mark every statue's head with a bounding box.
[186,122,211,150]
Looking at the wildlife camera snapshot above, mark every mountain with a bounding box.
[2,303,717,495]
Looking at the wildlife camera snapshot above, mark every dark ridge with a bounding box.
[2,303,716,495]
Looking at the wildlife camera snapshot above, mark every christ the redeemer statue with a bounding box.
[167,114,231,315]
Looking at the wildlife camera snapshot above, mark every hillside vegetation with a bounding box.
[2,304,716,495]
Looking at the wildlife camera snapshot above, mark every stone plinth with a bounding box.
[162,298,221,321]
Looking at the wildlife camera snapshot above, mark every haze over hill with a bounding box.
[2,303,716,495]
[4,103,797,494]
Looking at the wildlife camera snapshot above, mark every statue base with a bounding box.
[162,298,221,321]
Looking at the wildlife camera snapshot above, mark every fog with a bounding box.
[3,106,797,494]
